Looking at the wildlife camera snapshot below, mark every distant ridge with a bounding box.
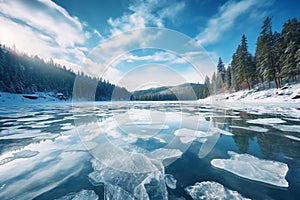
[132,83,204,101]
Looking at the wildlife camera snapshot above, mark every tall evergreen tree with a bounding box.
[211,72,216,95]
[225,64,232,89]
[216,57,226,92]
[230,35,254,90]
[280,18,300,83]
[203,76,210,98]
[255,17,276,88]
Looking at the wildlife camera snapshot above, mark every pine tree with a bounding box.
[230,35,254,90]
[230,50,239,91]
[216,57,226,92]
[280,18,300,83]
[225,65,232,89]
[203,76,210,97]
[211,72,216,95]
[255,17,275,88]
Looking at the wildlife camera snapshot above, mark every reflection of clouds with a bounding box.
[0,135,89,200]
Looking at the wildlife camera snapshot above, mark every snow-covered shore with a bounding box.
[200,83,300,104]
[0,92,69,104]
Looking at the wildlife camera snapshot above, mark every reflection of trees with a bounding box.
[232,129,256,153]
[230,119,256,153]
[257,131,300,160]
[230,117,300,160]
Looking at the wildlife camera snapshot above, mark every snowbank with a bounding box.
[0,92,69,104]
[200,83,300,104]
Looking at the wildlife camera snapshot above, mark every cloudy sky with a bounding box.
[0,0,299,91]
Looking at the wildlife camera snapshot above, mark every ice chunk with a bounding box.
[211,151,289,187]
[273,125,300,133]
[105,183,134,200]
[174,128,213,144]
[285,135,300,142]
[13,150,39,158]
[88,159,168,199]
[72,190,99,200]
[164,174,177,189]
[247,118,286,125]
[185,181,249,200]
[230,125,268,133]
[174,128,209,137]
[146,148,182,160]
[55,189,99,200]
[210,127,234,136]
[88,159,150,194]
[179,136,196,144]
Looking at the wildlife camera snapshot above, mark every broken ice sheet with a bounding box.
[230,125,269,133]
[211,151,289,187]
[164,174,177,189]
[185,181,249,200]
[0,150,39,166]
[284,135,300,142]
[272,125,300,133]
[55,189,99,200]
[88,159,169,199]
[247,118,286,125]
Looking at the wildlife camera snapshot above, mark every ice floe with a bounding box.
[284,135,300,142]
[164,174,177,189]
[185,181,249,200]
[247,118,286,125]
[55,189,99,200]
[230,125,269,133]
[210,127,234,136]
[104,183,134,200]
[273,125,300,133]
[211,151,289,187]
[146,148,182,160]
[88,159,169,199]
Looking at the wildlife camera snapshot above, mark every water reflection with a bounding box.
[0,102,299,199]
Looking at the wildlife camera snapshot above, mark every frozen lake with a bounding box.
[0,101,299,199]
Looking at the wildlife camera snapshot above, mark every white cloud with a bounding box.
[0,0,101,71]
[107,0,185,36]
[195,0,273,46]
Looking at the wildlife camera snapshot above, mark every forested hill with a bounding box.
[132,83,204,101]
[0,44,131,101]
[202,17,300,98]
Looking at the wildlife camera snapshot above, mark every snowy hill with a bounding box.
[0,92,69,104]
[200,83,300,104]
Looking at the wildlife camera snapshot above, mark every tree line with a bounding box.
[203,17,300,97]
[0,44,130,100]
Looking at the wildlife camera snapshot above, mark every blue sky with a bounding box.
[0,0,299,90]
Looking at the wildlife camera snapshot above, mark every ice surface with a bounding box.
[174,128,210,138]
[285,135,300,142]
[88,158,169,199]
[174,127,232,145]
[230,125,268,133]
[105,183,134,200]
[55,189,99,200]
[0,135,89,200]
[273,125,300,133]
[211,151,289,187]
[145,148,182,160]
[164,174,177,189]
[185,181,249,200]
[210,127,234,136]
[247,118,286,125]
[13,150,39,158]
[0,150,39,165]
[174,128,211,144]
